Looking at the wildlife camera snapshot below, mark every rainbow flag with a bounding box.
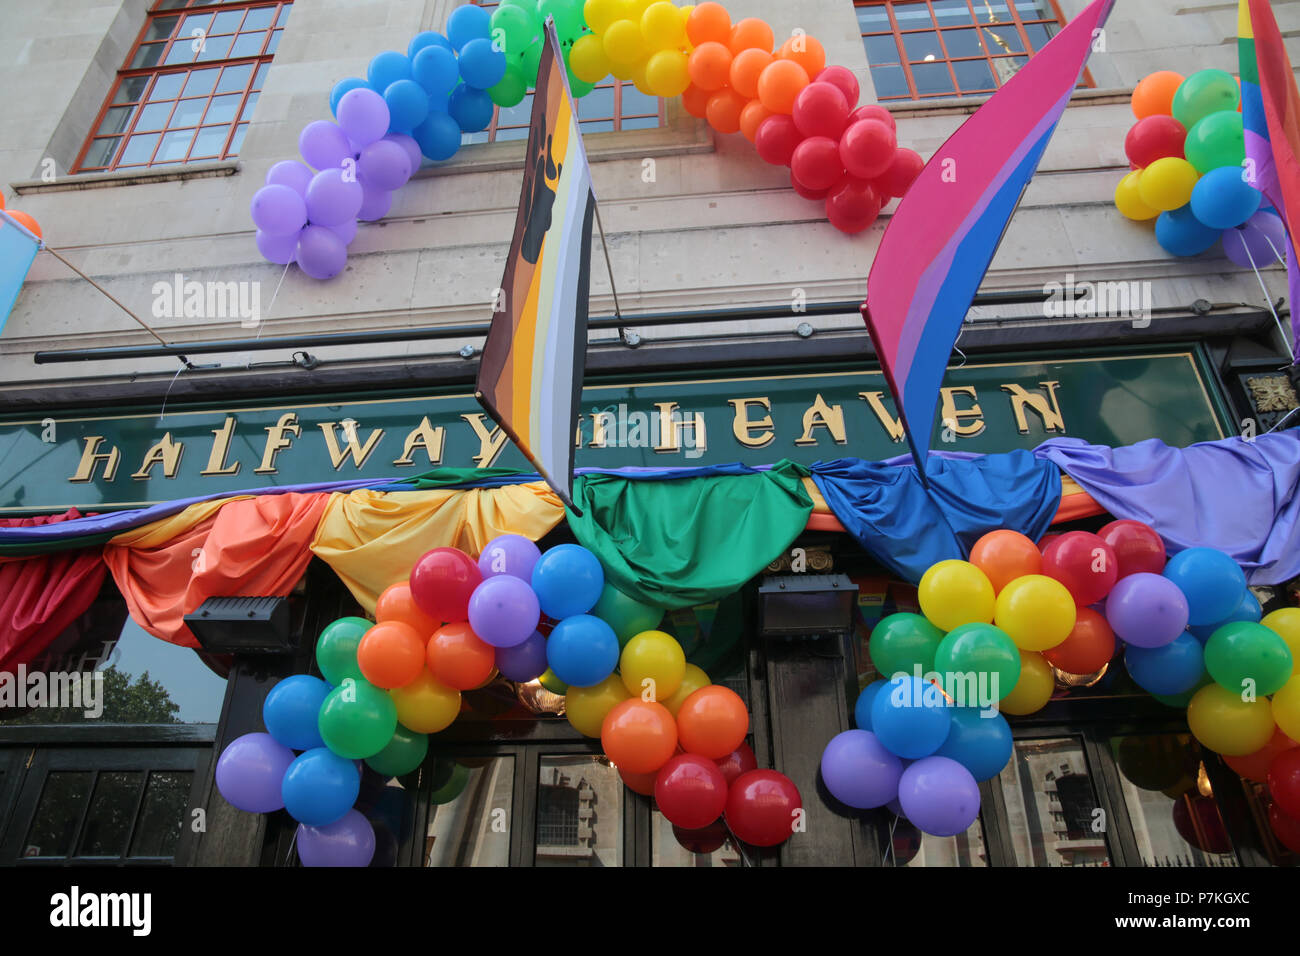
[862,0,1115,470]
[1241,0,1300,364]
[476,20,596,510]
[0,209,40,336]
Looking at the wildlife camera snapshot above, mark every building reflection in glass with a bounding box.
[879,813,988,867]
[535,755,622,866]
[997,737,1110,866]
[424,757,513,867]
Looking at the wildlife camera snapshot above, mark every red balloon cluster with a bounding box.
[1266,747,1300,854]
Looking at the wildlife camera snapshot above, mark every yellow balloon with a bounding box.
[642,1,686,50]
[619,629,686,699]
[626,0,656,18]
[1262,609,1300,676]
[662,663,710,718]
[918,560,995,631]
[644,48,690,98]
[994,574,1077,651]
[1115,170,1159,221]
[608,54,637,81]
[571,34,612,84]
[999,651,1054,715]
[584,0,631,35]
[603,18,647,65]
[565,675,630,737]
[631,60,655,96]
[1274,675,1300,741]
[390,669,461,734]
[1137,157,1200,211]
[539,667,568,695]
[1186,682,1275,756]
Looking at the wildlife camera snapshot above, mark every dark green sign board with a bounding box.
[0,351,1226,511]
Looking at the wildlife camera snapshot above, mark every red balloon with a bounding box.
[410,547,481,622]
[872,147,924,199]
[1124,114,1187,169]
[619,766,658,795]
[1268,801,1300,854]
[754,114,803,166]
[672,820,727,854]
[1224,727,1298,783]
[655,754,729,829]
[826,176,880,234]
[1043,607,1116,674]
[725,769,801,847]
[813,65,860,109]
[1041,531,1119,605]
[849,104,896,131]
[1172,795,1232,854]
[792,81,849,139]
[790,170,830,200]
[1097,520,1167,578]
[790,136,845,191]
[714,741,758,786]
[1268,748,1300,820]
[839,119,896,179]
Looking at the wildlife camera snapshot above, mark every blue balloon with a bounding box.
[408,30,453,60]
[531,544,605,619]
[384,79,429,134]
[870,676,953,760]
[546,614,618,688]
[448,84,495,133]
[447,3,493,51]
[368,51,413,93]
[495,629,549,683]
[821,730,903,809]
[1191,165,1262,230]
[934,707,1012,782]
[1163,547,1247,626]
[854,679,887,731]
[1125,631,1206,695]
[1190,588,1261,641]
[330,78,370,117]
[1155,204,1223,257]
[412,110,462,161]
[412,45,461,99]
[263,674,330,751]
[281,747,361,826]
[458,37,507,90]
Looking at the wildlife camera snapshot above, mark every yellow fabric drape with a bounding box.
[106,496,253,547]
[310,483,565,614]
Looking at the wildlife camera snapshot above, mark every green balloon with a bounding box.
[365,722,429,777]
[1184,110,1245,174]
[869,613,945,678]
[491,4,539,55]
[316,616,369,686]
[519,38,544,84]
[318,678,398,759]
[591,582,665,647]
[934,623,1021,701]
[566,71,595,99]
[538,667,568,695]
[430,761,472,805]
[1204,621,1294,697]
[490,66,529,107]
[539,0,585,37]
[1172,69,1240,130]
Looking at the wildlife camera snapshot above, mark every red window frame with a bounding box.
[73,0,292,173]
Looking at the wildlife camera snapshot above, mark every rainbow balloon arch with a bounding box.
[249,0,924,279]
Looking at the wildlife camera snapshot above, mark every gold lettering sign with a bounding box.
[256,413,301,474]
[319,420,385,470]
[201,416,241,476]
[461,413,509,467]
[393,417,445,466]
[859,392,905,443]
[1001,382,1066,434]
[70,436,121,483]
[728,397,775,448]
[795,394,847,446]
[653,402,706,454]
[132,432,184,480]
[939,387,985,438]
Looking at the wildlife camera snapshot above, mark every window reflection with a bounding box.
[997,737,1110,866]
[880,812,988,866]
[651,810,742,867]
[536,755,622,866]
[424,757,512,867]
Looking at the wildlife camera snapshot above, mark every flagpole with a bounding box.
[591,203,630,337]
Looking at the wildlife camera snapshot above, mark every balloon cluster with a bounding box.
[0,193,42,242]
[1115,69,1285,264]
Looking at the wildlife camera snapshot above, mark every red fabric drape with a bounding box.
[0,509,108,670]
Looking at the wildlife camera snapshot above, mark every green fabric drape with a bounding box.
[566,460,814,609]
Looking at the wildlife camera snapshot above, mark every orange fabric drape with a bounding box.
[103,492,330,645]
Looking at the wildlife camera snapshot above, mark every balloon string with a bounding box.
[886,813,899,866]
[1244,229,1296,370]
[244,259,293,368]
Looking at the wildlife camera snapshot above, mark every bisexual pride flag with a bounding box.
[0,209,40,336]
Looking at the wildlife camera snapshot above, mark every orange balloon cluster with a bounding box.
[600,683,748,771]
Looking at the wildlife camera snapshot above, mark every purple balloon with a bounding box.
[297,809,376,867]
[256,227,300,265]
[478,533,542,581]
[357,138,413,191]
[821,730,904,809]
[266,159,315,196]
[468,574,542,648]
[1223,209,1287,268]
[299,120,354,171]
[249,184,306,236]
[357,182,392,221]
[337,87,391,149]
[897,756,980,837]
[1107,572,1189,648]
[297,225,348,280]
[328,219,358,246]
[384,133,423,177]
[305,167,364,227]
[215,732,295,813]
[495,629,549,682]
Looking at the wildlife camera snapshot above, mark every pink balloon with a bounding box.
[791,136,846,191]
[793,82,849,139]
[754,114,803,166]
[814,65,860,109]
[839,119,897,179]
[873,147,924,199]
[826,176,881,234]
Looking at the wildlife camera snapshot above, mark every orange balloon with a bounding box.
[1131,70,1184,119]
[705,88,747,134]
[602,699,677,773]
[357,621,426,689]
[729,17,773,55]
[686,1,731,46]
[778,34,826,77]
[969,530,1042,594]
[681,82,712,118]
[756,59,809,114]
[426,621,496,691]
[676,685,748,759]
[376,582,439,638]
[5,210,41,239]
[687,41,732,91]
[1224,727,1299,783]
[619,766,659,795]
[738,99,772,142]
[0,192,5,209]
[729,48,773,99]
[1042,607,1116,675]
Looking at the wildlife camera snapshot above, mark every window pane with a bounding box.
[120,132,161,165]
[870,64,910,99]
[903,31,944,62]
[24,772,93,857]
[497,98,533,129]
[953,58,996,92]
[210,10,245,34]
[893,1,936,29]
[864,33,901,66]
[856,5,892,32]
[217,63,254,94]
[134,101,173,131]
[1024,22,1055,50]
[82,138,121,168]
[881,812,989,866]
[239,91,260,122]
[997,737,1111,866]
[933,0,976,24]
[266,28,283,54]
[254,63,270,88]
[163,40,198,66]
[991,55,1028,85]
[180,13,214,35]
[191,125,231,157]
[131,42,166,69]
[651,808,742,866]
[204,93,244,125]
[495,126,529,142]
[578,84,614,119]
[910,61,956,96]
[622,115,660,131]
[114,75,150,104]
[106,619,226,723]
[942,27,985,58]
[229,123,248,154]
[983,24,1025,54]
[76,772,143,856]
[97,106,135,136]
[171,97,207,127]
[245,6,277,31]
[276,5,292,26]
[156,128,196,162]
[461,130,490,145]
[183,68,221,97]
[129,771,192,858]
[156,0,188,9]
[620,84,657,117]
[144,16,180,43]
[230,32,266,58]
[423,757,513,867]
[1014,0,1053,18]
[197,35,236,62]
[536,755,622,866]
[149,72,186,101]
[579,119,615,133]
